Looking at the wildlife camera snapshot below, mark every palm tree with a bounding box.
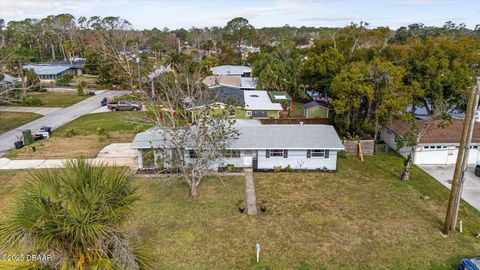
[0,159,152,270]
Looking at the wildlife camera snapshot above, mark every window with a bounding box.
[246,111,252,117]
[474,145,479,149]
[423,146,429,149]
[307,149,330,158]
[189,150,197,158]
[268,149,284,158]
[442,146,448,149]
[223,150,240,158]
[436,146,441,149]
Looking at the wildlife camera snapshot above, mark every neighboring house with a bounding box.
[0,74,20,90]
[23,60,84,80]
[131,120,345,171]
[191,88,283,119]
[303,101,330,119]
[380,119,480,165]
[203,75,256,90]
[243,90,283,119]
[210,65,252,77]
[147,65,173,81]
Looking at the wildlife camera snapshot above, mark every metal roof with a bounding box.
[131,122,344,150]
[210,65,252,76]
[240,77,256,89]
[23,65,73,75]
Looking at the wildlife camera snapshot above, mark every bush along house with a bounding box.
[131,120,345,171]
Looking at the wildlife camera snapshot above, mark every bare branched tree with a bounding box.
[139,65,239,197]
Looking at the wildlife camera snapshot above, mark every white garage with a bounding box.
[380,119,480,165]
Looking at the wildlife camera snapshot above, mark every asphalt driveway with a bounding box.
[0,90,124,156]
[419,164,480,211]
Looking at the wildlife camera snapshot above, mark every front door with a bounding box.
[243,150,253,167]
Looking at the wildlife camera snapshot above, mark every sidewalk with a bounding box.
[244,168,257,215]
[0,106,61,115]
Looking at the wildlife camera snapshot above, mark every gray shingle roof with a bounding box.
[23,65,73,75]
[131,123,344,150]
[210,65,252,76]
[303,101,330,110]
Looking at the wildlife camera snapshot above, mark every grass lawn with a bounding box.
[5,111,147,159]
[28,91,87,107]
[2,155,480,269]
[0,112,42,134]
[291,101,305,118]
[126,154,480,269]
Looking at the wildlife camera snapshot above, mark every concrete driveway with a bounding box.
[419,164,480,211]
[0,90,124,156]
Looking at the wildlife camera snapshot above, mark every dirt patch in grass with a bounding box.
[5,132,134,159]
[0,112,42,134]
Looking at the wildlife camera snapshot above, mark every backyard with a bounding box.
[5,111,147,159]
[2,154,480,269]
[0,112,42,134]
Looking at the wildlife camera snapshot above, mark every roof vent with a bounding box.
[299,121,304,126]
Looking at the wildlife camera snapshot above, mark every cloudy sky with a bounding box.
[0,0,479,30]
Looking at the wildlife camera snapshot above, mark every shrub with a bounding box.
[226,164,235,171]
[64,128,76,137]
[285,164,294,172]
[338,150,347,159]
[22,96,43,106]
[56,74,74,86]
[96,127,107,136]
[77,80,86,96]
[274,165,282,172]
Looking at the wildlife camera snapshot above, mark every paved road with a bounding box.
[0,91,123,156]
[419,165,480,211]
[0,106,61,115]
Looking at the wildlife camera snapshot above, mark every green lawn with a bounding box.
[28,92,87,107]
[2,154,480,269]
[290,101,305,118]
[0,112,42,134]
[5,111,148,159]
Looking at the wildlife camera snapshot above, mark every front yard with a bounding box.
[0,112,42,134]
[27,91,88,107]
[1,154,480,269]
[5,111,147,159]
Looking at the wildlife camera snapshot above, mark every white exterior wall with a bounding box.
[256,149,338,170]
[380,128,411,158]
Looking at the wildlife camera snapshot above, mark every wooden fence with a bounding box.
[260,118,332,125]
[342,140,375,156]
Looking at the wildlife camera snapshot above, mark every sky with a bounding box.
[0,0,479,30]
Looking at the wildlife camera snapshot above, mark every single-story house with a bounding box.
[210,65,252,77]
[244,90,283,119]
[0,74,20,90]
[203,75,256,90]
[131,120,344,171]
[23,60,84,80]
[380,119,480,165]
[303,101,330,119]
[192,87,284,119]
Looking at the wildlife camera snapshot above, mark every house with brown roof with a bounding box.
[380,119,480,165]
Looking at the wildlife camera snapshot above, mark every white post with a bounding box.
[459,220,463,233]
[255,243,260,263]
[137,150,144,169]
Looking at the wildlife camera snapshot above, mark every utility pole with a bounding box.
[443,79,480,235]
[136,43,141,92]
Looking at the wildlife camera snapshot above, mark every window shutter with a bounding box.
[284,149,288,158]
[325,150,329,158]
[307,150,311,158]
[266,149,270,158]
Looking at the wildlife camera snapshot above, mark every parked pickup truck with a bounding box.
[107,100,142,111]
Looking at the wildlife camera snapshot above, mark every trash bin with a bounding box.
[14,141,23,149]
[22,129,33,146]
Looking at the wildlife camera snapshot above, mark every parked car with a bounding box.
[459,257,480,270]
[107,100,142,111]
[475,161,480,177]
